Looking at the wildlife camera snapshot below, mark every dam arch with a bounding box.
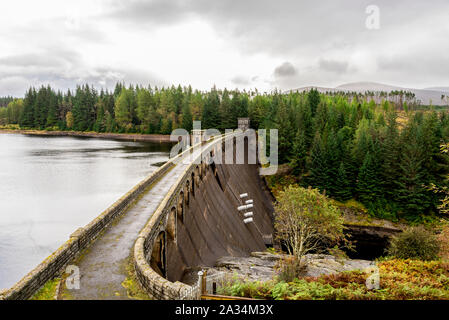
[185,181,190,206]
[166,207,177,242]
[150,231,167,278]
[177,192,184,222]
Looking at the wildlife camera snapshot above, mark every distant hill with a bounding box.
[289,82,449,106]
[425,87,449,93]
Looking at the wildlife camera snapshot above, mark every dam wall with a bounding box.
[134,134,275,299]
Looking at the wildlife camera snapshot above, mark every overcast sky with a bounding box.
[0,0,448,96]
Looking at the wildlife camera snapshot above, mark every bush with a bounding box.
[387,226,440,261]
[276,257,307,283]
[274,186,345,263]
[219,259,449,300]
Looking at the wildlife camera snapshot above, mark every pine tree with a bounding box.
[395,123,431,218]
[334,162,352,201]
[356,152,381,205]
[136,88,153,132]
[381,111,400,199]
[114,89,132,130]
[220,89,233,130]
[201,88,221,129]
[308,88,320,116]
[46,91,58,128]
[276,99,294,164]
[290,129,307,175]
[324,129,340,197]
[19,88,36,127]
[309,132,329,193]
[181,101,193,132]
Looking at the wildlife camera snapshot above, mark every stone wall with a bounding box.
[133,139,220,299]
[1,154,177,300]
[133,133,275,300]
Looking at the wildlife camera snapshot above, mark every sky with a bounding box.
[0,0,448,96]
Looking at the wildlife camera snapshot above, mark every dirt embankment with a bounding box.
[0,129,172,143]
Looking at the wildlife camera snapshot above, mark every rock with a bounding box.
[207,252,374,283]
[0,289,7,300]
[304,254,373,278]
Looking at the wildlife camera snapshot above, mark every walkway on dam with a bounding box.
[62,143,209,300]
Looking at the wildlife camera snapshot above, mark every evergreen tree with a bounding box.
[308,88,320,116]
[136,88,153,132]
[181,101,193,132]
[114,89,133,130]
[381,111,400,199]
[290,129,307,175]
[309,132,329,193]
[356,152,381,205]
[276,99,294,164]
[201,88,221,129]
[19,88,36,127]
[334,162,352,201]
[395,124,431,218]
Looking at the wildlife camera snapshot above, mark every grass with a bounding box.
[30,278,60,300]
[121,255,152,300]
[218,259,449,300]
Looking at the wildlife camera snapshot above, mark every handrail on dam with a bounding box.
[1,132,232,300]
[134,132,240,300]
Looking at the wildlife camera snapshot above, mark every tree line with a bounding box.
[1,85,449,221]
[278,89,449,221]
[0,84,251,133]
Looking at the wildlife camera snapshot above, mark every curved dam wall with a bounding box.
[134,134,275,299]
[167,162,274,282]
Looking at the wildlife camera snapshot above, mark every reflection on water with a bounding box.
[0,134,171,288]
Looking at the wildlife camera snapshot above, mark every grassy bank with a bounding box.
[0,125,172,143]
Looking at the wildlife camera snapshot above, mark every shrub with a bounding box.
[220,259,449,300]
[276,257,307,283]
[387,226,440,261]
[274,186,345,263]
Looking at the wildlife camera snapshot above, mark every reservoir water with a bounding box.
[0,133,171,289]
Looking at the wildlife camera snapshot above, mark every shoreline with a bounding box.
[0,129,173,143]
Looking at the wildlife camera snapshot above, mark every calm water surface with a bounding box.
[0,134,171,289]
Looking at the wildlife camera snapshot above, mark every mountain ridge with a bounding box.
[289,82,449,106]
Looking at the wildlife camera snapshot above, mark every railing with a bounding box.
[180,270,256,300]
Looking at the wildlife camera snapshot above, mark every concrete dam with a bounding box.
[161,159,275,284]
[2,131,275,300]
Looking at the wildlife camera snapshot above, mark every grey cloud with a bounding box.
[108,0,192,26]
[105,0,449,89]
[274,62,297,78]
[319,59,349,74]
[231,75,251,86]
[2,0,449,95]
[0,48,164,96]
[0,49,82,69]
[107,0,448,55]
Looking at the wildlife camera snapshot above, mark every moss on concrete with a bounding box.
[121,255,152,300]
[30,278,60,300]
